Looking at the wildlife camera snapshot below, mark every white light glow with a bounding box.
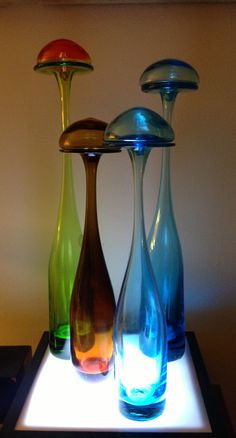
[16,341,211,432]
[120,341,159,389]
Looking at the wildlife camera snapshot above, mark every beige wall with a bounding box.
[0,1,235,430]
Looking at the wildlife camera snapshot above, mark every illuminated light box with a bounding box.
[15,340,211,433]
[3,332,231,436]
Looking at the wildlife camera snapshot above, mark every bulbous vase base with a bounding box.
[49,324,71,360]
[119,398,166,421]
[73,355,114,381]
[168,329,185,362]
[75,364,113,382]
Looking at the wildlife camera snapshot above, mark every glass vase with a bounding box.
[60,118,119,378]
[104,107,174,420]
[140,59,199,361]
[34,39,93,359]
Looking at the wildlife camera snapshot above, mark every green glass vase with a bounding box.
[34,39,93,359]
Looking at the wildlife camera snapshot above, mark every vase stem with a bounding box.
[130,150,148,248]
[55,70,73,131]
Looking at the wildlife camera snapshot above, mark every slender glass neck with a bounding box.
[129,150,148,245]
[82,154,100,240]
[54,69,78,221]
[54,69,74,131]
[58,153,76,215]
[158,147,174,215]
[161,91,177,124]
[158,91,177,213]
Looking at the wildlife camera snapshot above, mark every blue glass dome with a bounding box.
[104,107,174,150]
[140,59,199,93]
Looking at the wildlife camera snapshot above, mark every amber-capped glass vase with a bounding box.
[34,39,93,359]
[60,118,119,378]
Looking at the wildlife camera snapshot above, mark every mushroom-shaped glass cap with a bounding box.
[140,59,199,93]
[34,39,93,74]
[60,118,120,154]
[104,107,174,149]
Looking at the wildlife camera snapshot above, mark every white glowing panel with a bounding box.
[16,342,211,432]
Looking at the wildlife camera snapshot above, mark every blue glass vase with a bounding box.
[105,107,174,421]
[140,59,199,361]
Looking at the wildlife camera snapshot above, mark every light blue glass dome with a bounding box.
[104,106,174,149]
[140,59,199,93]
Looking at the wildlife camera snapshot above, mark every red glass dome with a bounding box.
[34,38,93,73]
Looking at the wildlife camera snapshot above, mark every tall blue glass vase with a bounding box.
[105,107,174,421]
[140,59,199,361]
